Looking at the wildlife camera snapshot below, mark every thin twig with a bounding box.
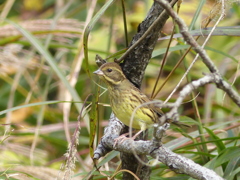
[155,0,240,106]
[115,0,178,63]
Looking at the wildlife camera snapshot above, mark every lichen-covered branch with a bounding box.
[94,119,224,180]
[159,74,216,123]
[93,113,124,159]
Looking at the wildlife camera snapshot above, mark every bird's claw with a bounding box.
[113,133,130,148]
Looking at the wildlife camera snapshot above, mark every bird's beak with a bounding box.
[93,69,104,76]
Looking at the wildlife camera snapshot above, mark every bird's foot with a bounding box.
[113,132,130,147]
[113,130,143,147]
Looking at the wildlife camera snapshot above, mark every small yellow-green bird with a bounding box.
[94,62,187,138]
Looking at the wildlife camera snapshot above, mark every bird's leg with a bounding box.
[113,130,143,147]
[131,130,143,139]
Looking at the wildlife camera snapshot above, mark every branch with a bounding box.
[155,0,240,107]
[93,113,124,158]
[159,74,217,123]
[94,119,224,180]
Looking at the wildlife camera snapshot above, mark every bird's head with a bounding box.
[93,62,126,86]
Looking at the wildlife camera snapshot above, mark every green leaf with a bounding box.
[176,137,239,151]
[215,147,240,168]
[0,101,61,115]
[175,150,215,158]
[189,0,206,31]
[179,116,200,125]
[0,170,41,180]
[83,0,116,77]
[159,26,240,40]
[205,46,238,63]
[224,156,240,179]
[0,30,81,46]
[204,127,226,152]
[79,151,119,180]
[151,45,190,58]
[89,91,99,157]
[224,167,240,180]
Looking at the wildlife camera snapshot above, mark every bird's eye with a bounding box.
[107,68,112,73]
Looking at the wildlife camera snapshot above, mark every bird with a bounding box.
[93,62,188,139]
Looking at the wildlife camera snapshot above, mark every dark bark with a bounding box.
[121,0,177,88]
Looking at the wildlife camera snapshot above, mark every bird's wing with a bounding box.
[139,90,190,128]
[149,103,163,117]
[138,91,163,118]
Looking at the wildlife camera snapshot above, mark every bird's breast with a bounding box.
[108,87,156,130]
